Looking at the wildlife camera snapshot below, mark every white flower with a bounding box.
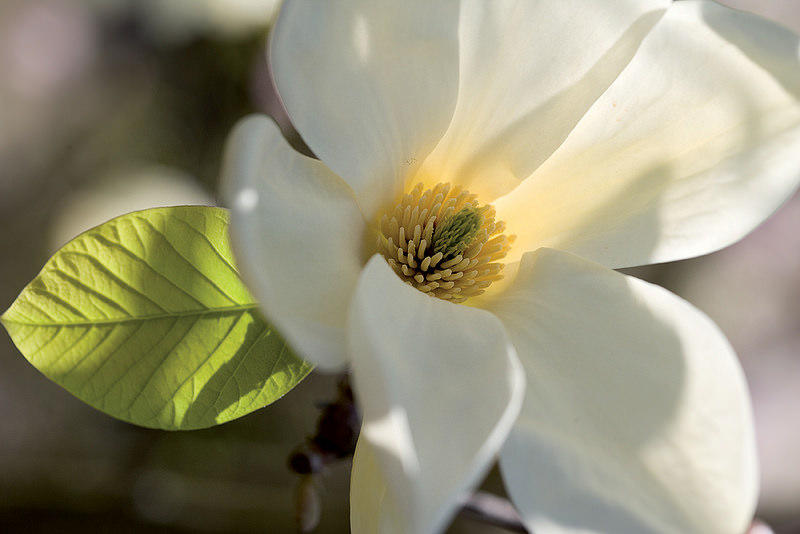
[221,1,800,533]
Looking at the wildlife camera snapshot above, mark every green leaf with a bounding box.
[1,206,313,430]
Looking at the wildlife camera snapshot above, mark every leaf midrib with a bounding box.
[1,303,261,327]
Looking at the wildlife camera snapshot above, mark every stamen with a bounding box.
[376,182,513,303]
[432,206,485,261]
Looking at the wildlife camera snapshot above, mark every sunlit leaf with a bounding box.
[2,206,312,430]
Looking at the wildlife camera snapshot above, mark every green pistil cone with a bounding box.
[432,206,483,261]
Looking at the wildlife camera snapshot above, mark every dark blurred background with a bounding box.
[0,1,798,532]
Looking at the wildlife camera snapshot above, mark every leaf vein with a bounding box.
[29,325,65,361]
[84,234,205,309]
[195,320,270,424]
[171,313,256,426]
[50,269,135,318]
[61,323,122,385]
[123,315,205,416]
[77,320,149,393]
[27,288,88,320]
[138,218,241,306]
[173,215,241,279]
[60,250,169,313]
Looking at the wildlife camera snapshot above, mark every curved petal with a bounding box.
[348,255,525,534]
[417,0,670,201]
[480,249,758,534]
[220,115,364,370]
[350,438,406,534]
[271,1,460,221]
[496,1,800,268]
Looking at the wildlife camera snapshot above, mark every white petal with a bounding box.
[417,0,670,201]
[496,1,800,267]
[348,255,525,534]
[220,115,364,369]
[480,249,758,534]
[270,1,460,221]
[350,438,407,534]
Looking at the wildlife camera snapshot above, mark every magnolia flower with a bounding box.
[222,1,800,533]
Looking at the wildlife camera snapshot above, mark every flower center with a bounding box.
[377,182,514,303]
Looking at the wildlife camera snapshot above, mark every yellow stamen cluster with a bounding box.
[378,182,514,303]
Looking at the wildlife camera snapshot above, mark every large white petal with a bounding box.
[417,0,670,201]
[496,1,800,268]
[348,255,525,534]
[270,1,460,221]
[480,248,758,534]
[220,115,364,369]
